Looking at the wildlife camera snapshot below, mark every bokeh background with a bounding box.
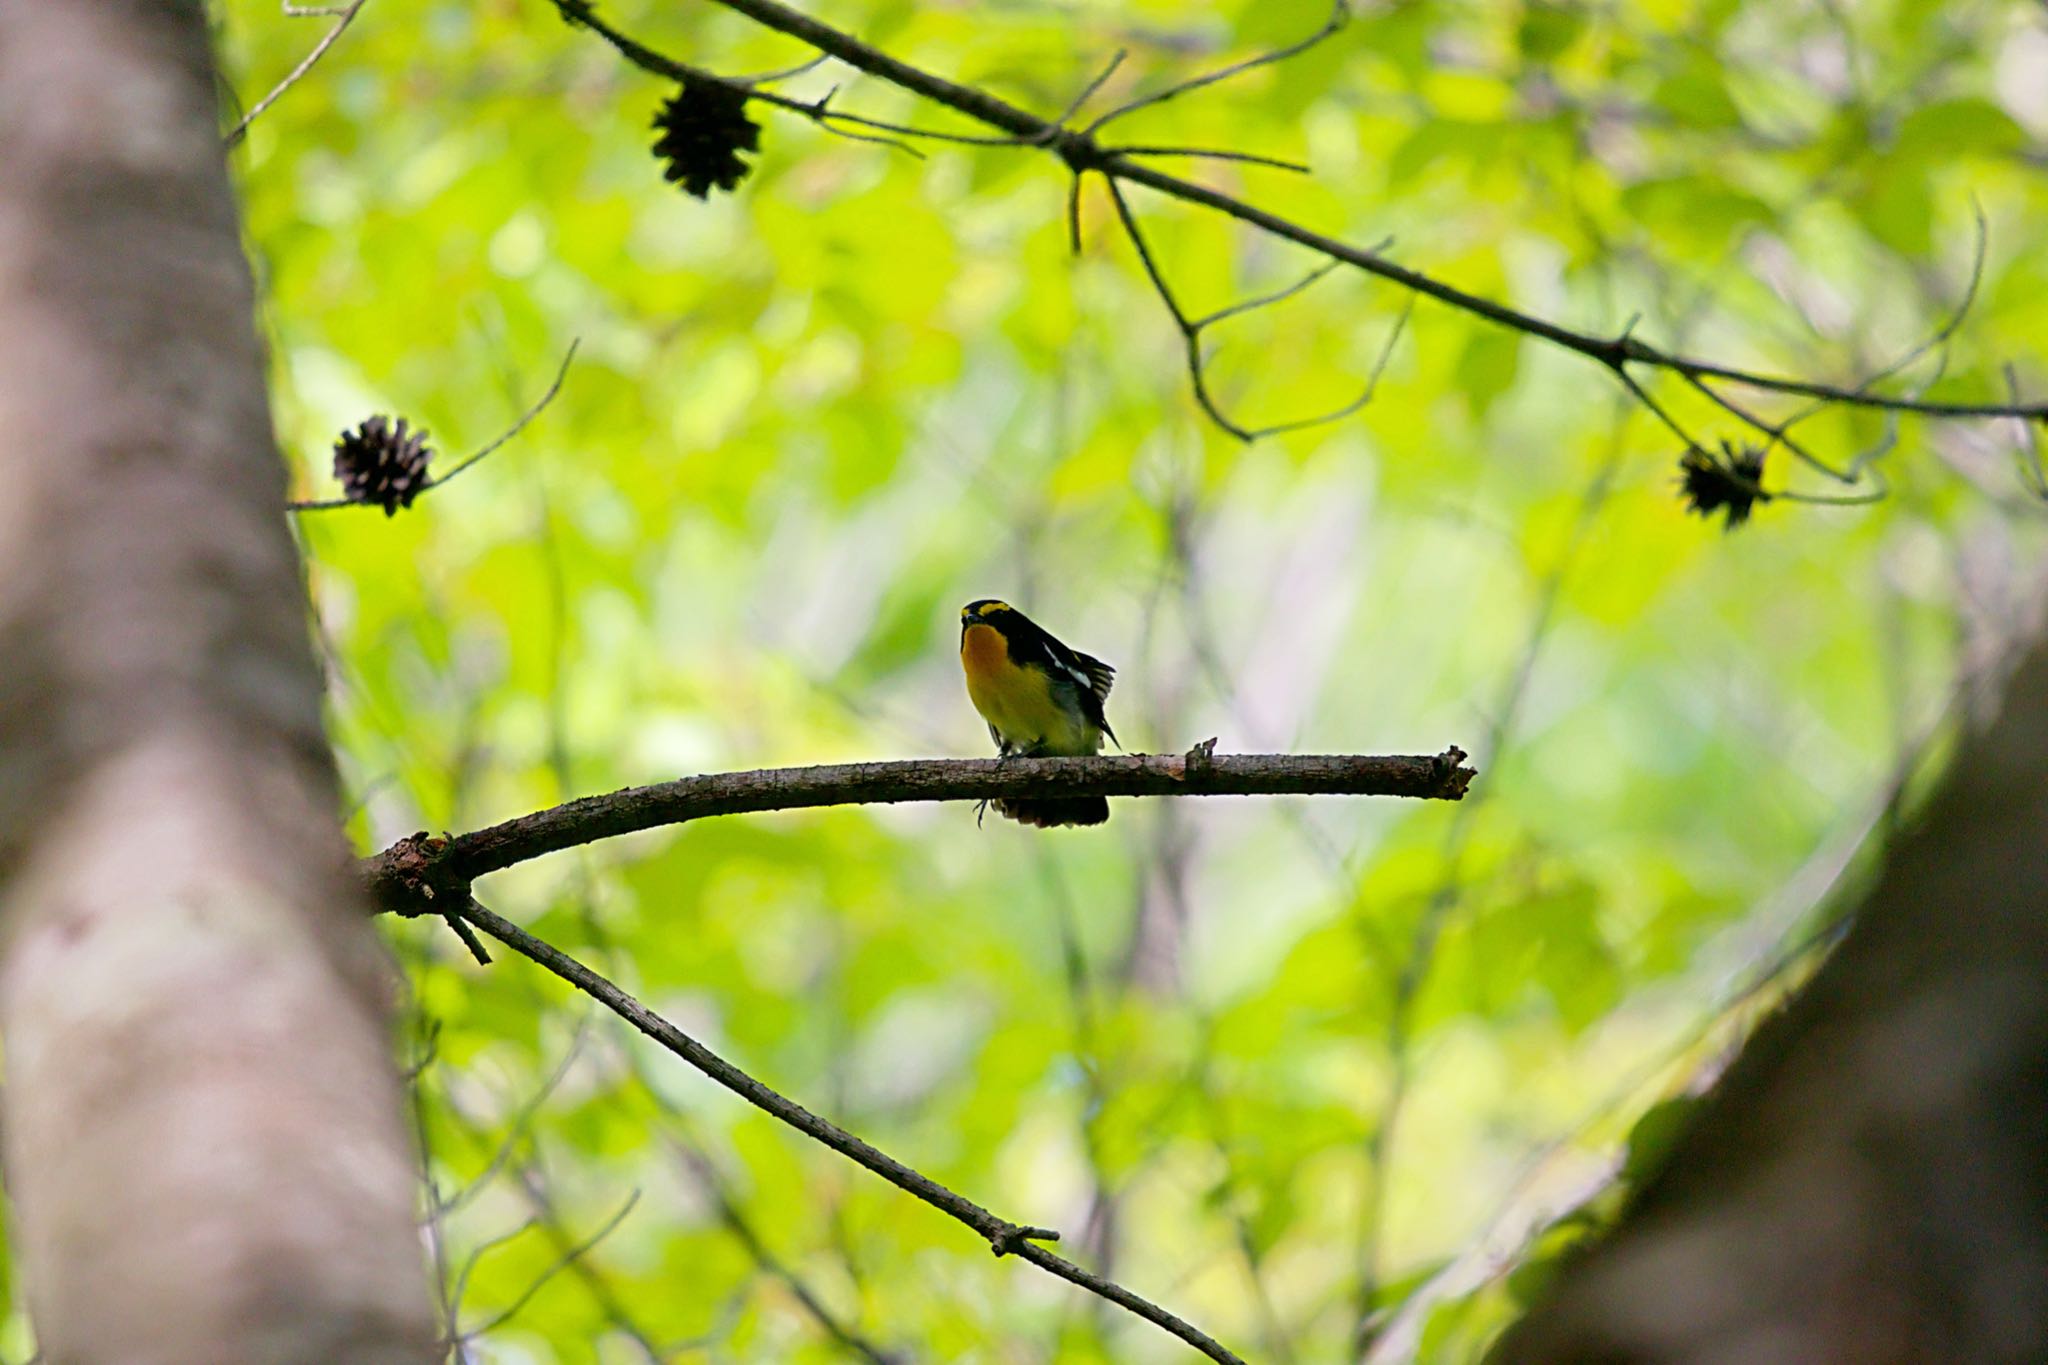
[101,0,2048,1358]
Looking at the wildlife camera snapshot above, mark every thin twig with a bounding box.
[1192,260,1344,329]
[435,1080,670,1359]
[456,1188,642,1341]
[1612,366,1702,453]
[1108,179,1407,439]
[666,1135,901,1364]
[1244,298,1411,440]
[1052,49,1129,128]
[446,1217,541,1331]
[288,339,579,513]
[223,0,370,150]
[1108,144,1312,173]
[408,1019,457,1342]
[1781,204,1988,435]
[457,898,1250,1365]
[442,1020,594,1218]
[1680,372,1850,482]
[736,53,828,85]
[1082,2,1351,135]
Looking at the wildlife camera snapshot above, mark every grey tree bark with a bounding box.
[1497,637,2048,1363]
[0,3,435,1359]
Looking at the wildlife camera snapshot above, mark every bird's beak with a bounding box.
[961,606,984,626]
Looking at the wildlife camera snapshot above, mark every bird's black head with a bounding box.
[961,599,1014,629]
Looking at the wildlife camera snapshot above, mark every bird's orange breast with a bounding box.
[961,622,1091,753]
[960,622,1017,718]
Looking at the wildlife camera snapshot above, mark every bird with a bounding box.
[958,599,1118,828]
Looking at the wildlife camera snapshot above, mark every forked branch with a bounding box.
[552,0,2045,474]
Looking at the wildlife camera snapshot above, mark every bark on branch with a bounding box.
[362,748,1473,914]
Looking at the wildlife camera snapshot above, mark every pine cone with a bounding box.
[333,415,433,516]
[651,77,761,199]
[1679,440,1769,530]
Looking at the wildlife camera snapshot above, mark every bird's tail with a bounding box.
[993,795,1109,828]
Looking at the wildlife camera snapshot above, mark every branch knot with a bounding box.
[1051,127,1107,174]
[363,831,468,917]
[988,1222,1061,1257]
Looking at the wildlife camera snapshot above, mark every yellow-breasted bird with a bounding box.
[959,599,1118,828]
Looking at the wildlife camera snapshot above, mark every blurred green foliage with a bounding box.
[86,0,2047,1359]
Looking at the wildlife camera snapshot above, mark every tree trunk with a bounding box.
[1497,637,2048,1363]
[0,3,435,1359]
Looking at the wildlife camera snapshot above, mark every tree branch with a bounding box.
[554,0,2046,456]
[288,338,578,513]
[223,0,371,150]
[362,747,1473,911]
[455,897,1251,1365]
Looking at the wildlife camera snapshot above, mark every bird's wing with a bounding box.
[1043,639,1116,746]
[1070,649,1115,705]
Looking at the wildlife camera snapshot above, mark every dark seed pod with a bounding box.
[333,414,433,516]
[651,76,762,199]
[1679,440,1769,530]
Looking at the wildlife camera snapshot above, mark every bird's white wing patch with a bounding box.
[1070,650,1114,704]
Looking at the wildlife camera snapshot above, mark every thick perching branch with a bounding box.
[362,747,1473,911]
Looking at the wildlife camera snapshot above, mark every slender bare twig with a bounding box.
[1113,145,1311,172]
[1782,205,1988,438]
[1081,1,1351,135]
[1680,372,1849,482]
[455,897,1251,1365]
[446,1217,540,1335]
[736,53,828,86]
[223,0,370,150]
[441,1020,594,1218]
[666,1135,901,1365]
[408,1019,458,1344]
[455,1187,642,1342]
[1189,1040,1299,1365]
[431,1069,669,1359]
[1052,49,1129,127]
[1032,849,1125,1344]
[289,340,579,513]
[551,0,2045,455]
[1106,178,1408,439]
[606,949,905,1360]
